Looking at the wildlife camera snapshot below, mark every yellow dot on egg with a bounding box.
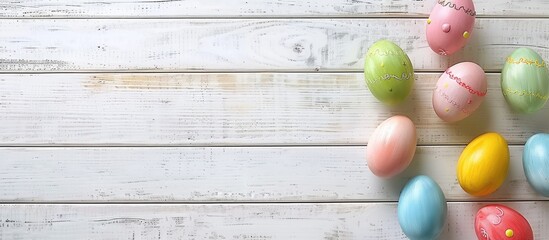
[443,83,449,88]
[505,229,514,238]
[427,19,432,24]
[463,31,470,39]
[381,62,384,67]
[445,108,450,112]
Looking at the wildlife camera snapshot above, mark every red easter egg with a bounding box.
[475,205,534,240]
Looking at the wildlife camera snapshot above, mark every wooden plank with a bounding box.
[1,19,548,72]
[0,202,547,239]
[0,73,547,146]
[0,146,543,202]
[1,0,548,18]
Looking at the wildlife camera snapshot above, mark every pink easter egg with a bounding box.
[366,115,417,178]
[475,205,534,240]
[432,62,487,122]
[426,0,476,55]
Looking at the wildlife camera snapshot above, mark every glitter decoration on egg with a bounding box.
[426,0,476,55]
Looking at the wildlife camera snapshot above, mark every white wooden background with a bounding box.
[0,0,548,239]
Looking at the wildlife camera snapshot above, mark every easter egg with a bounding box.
[523,133,549,197]
[364,39,414,105]
[457,132,509,196]
[475,205,534,240]
[501,47,549,113]
[426,0,476,55]
[366,115,417,178]
[398,175,447,240]
[432,62,487,122]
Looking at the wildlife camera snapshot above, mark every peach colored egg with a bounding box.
[475,205,534,240]
[433,62,487,122]
[366,115,417,178]
[426,0,476,55]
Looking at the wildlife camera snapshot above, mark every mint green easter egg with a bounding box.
[364,40,414,105]
[501,48,549,113]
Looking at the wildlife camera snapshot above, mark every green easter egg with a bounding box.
[364,40,414,105]
[501,47,549,113]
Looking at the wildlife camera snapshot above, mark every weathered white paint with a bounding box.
[0,73,546,145]
[0,146,542,202]
[0,203,547,240]
[1,0,549,18]
[1,1,549,238]
[1,19,548,72]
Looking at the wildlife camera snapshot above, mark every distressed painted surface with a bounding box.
[0,19,548,72]
[1,0,549,18]
[0,203,547,240]
[0,73,547,145]
[0,146,543,202]
[1,1,549,239]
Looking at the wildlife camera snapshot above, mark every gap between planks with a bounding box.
[1,200,547,205]
[0,144,527,147]
[0,70,504,74]
[2,16,548,20]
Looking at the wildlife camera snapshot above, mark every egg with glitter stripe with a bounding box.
[398,175,447,240]
[366,115,417,178]
[426,0,476,55]
[364,39,414,105]
[501,47,549,113]
[475,205,534,240]
[433,62,487,122]
[523,133,549,197]
[457,132,509,196]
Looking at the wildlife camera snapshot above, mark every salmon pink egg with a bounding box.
[366,115,417,178]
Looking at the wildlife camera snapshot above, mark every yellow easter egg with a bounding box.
[457,132,509,196]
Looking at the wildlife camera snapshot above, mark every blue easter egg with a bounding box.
[398,175,447,240]
[523,133,549,197]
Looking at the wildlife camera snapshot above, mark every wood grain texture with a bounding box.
[2,0,549,18]
[2,2,549,239]
[0,202,547,239]
[0,146,544,202]
[1,73,547,146]
[1,19,548,72]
